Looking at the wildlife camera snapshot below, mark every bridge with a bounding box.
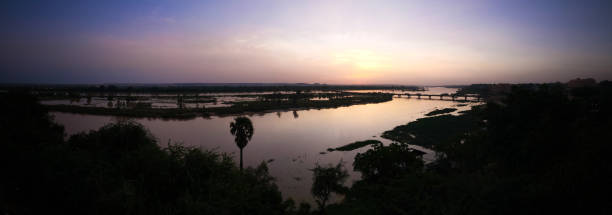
[393,93,481,102]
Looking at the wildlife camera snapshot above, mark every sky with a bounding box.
[1,0,611,85]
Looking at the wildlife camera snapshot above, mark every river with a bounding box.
[51,87,473,203]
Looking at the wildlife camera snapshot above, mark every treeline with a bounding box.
[43,93,393,119]
[208,93,393,115]
[0,93,311,215]
[455,79,603,99]
[4,80,612,214]
[0,84,423,96]
[323,81,612,214]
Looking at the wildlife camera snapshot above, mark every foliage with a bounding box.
[328,82,612,214]
[353,142,424,181]
[381,109,480,149]
[230,117,254,149]
[0,92,287,215]
[230,116,254,171]
[311,163,349,213]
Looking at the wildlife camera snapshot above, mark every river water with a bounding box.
[51,87,472,203]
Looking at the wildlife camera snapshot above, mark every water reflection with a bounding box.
[51,87,473,202]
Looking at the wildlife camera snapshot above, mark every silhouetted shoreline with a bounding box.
[3,80,612,214]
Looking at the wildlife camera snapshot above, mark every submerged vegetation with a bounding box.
[3,80,612,214]
[205,92,393,116]
[1,83,422,95]
[424,107,457,116]
[45,104,206,119]
[327,140,382,152]
[381,111,479,148]
[323,81,612,214]
[40,91,394,119]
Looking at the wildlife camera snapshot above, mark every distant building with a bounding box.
[567,78,597,88]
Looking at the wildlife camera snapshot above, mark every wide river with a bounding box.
[51,87,473,203]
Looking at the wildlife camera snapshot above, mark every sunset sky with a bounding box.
[1,0,611,85]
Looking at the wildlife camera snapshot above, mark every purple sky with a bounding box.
[1,0,611,85]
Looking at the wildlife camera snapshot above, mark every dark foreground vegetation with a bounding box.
[3,79,612,214]
[381,111,478,148]
[0,93,305,215]
[323,80,612,214]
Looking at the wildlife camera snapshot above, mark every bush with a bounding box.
[0,92,288,215]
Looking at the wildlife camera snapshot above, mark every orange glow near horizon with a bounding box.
[2,1,611,84]
[334,50,390,71]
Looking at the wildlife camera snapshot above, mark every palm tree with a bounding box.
[229,116,254,171]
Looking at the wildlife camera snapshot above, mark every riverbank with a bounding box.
[44,92,394,119]
[49,90,469,204]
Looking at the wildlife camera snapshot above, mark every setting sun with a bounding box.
[334,50,390,71]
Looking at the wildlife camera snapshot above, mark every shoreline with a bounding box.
[44,93,395,120]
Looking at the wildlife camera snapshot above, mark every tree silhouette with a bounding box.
[293,110,299,118]
[311,162,348,214]
[229,116,254,171]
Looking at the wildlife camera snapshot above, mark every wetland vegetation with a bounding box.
[424,107,457,116]
[42,92,394,119]
[321,80,612,214]
[3,80,612,214]
[0,92,289,214]
[2,84,412,119]
[326,140,382,152]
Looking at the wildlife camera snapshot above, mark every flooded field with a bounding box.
[51,87,475,202]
